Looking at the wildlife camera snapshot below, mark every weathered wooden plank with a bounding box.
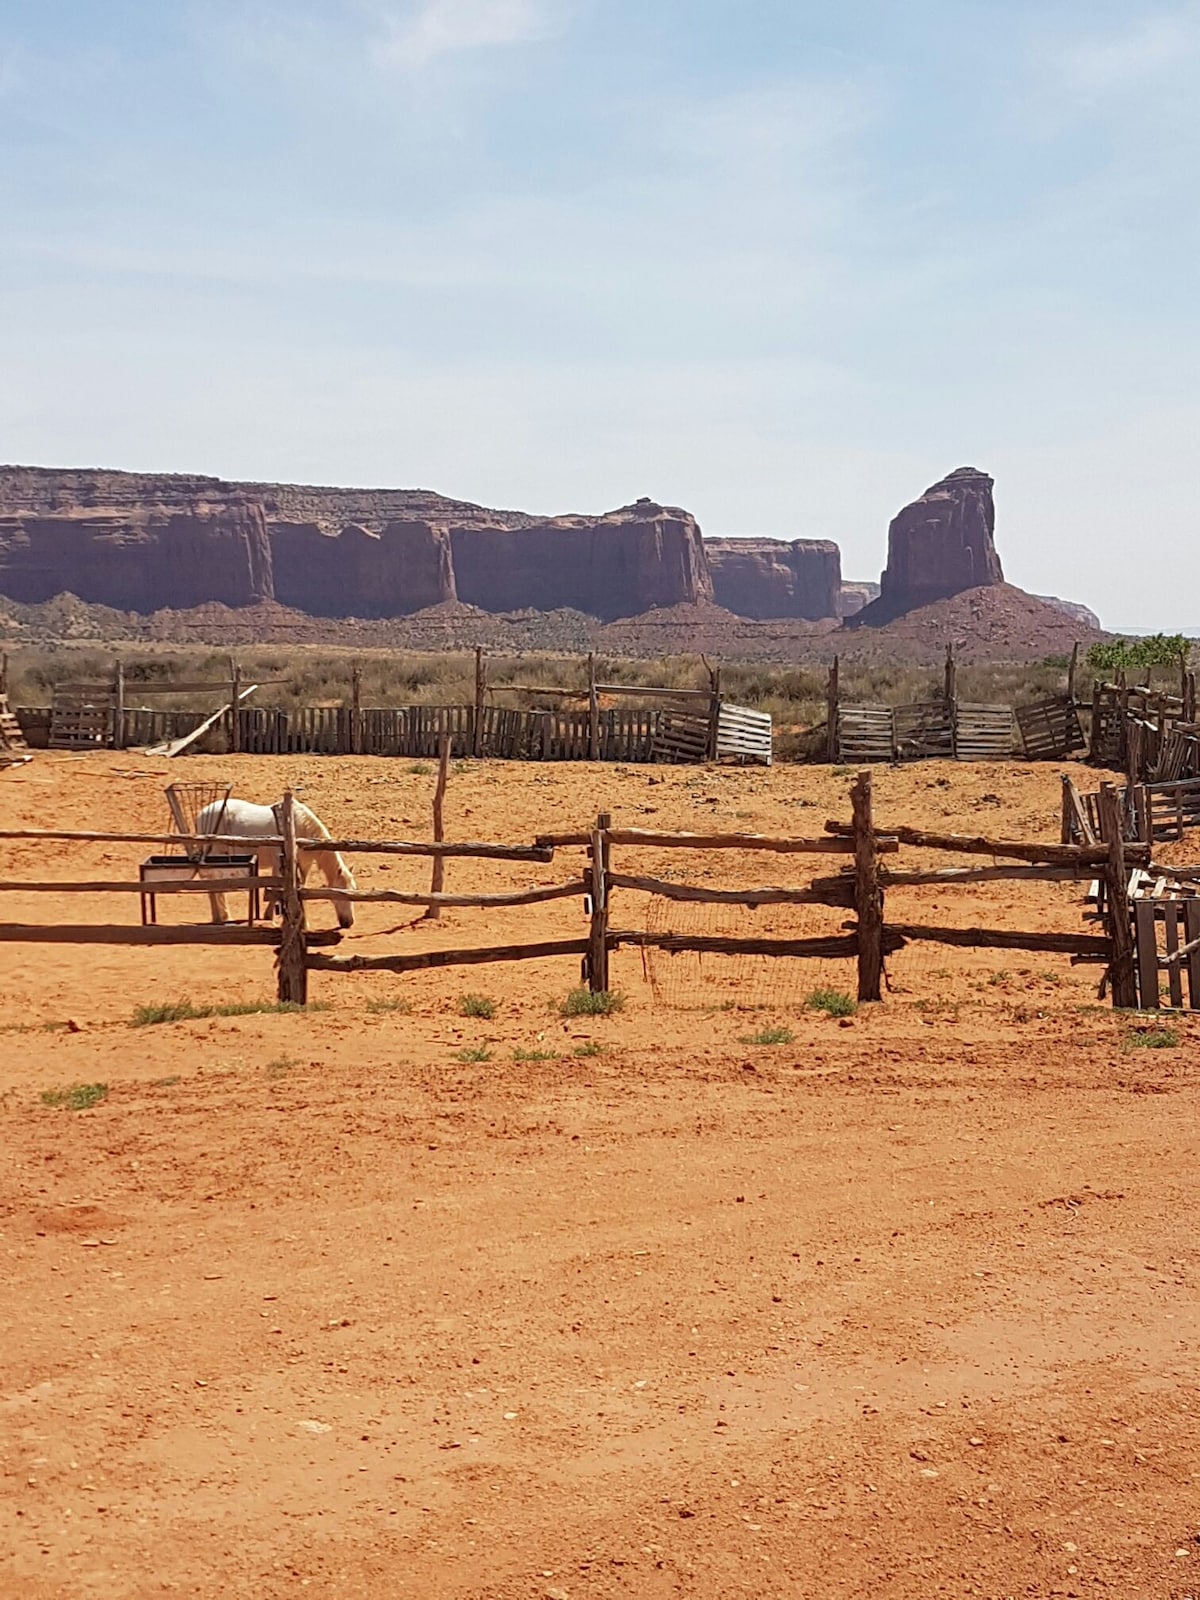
[885,923,1111,956]
[1134,898,1159,1008]
[302,881,583,908]
[606,871,853,907]
[0,923,341,945]
[308,937,591,974]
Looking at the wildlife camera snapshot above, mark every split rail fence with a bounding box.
[8,776,1192,1012]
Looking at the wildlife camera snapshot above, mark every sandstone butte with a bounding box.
[0,467,844,623]
[849,466,1004,627]
[0,463,1094,635]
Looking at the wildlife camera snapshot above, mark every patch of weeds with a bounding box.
[151,1075,180,1088]
[1,1020,72,1035]
[265,1055,297,1076]
[1038,970,1063,987]
[987,970,1012,987]
[805,988,858,1018]
[40,1083,107,1111]
[512,1047,558,1062]
[459,993,496,1020]
[738,1025,795,1046]
[559,988,625,1018]
[1124,1024,1180,1050]
[366,995,412,1015]
[454,1046,493,1064]
[931,968,952,981]
[407,762,432,776]
[131,998,328,1027]
[573,1041,605,1057]
[832,765,854,778]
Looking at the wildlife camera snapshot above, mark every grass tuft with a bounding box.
[366,995,412,1015]
[805,988,858,1018]
[512,1047,558,1062]
[458,993,496,1020]
[130,998,327,1027]
[572,1041,605,1058]
[41,1083,107,1111]
[454,1046,492,1064]
[559,988,625,1018]
[1124,1024,1179,1050]
[738,1025,795,1046]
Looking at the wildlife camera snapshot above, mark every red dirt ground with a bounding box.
[2,753,1198,1600]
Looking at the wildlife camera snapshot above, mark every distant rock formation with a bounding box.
[271,521,457,617]
[838,581,880,618]
[0,470,712,621]
[851,467,1003,627]
[704,538,841,621]
[0,492,273,612]
[1034,594,1102,632]
[452,501,712,621]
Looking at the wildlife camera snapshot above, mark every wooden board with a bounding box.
[1015,696,1086,760]
[836,705,894,764]
[955,703,1017,761]
[894,702,953,761]
[715,702,772,765]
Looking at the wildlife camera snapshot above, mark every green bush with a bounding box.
[454,1046,492,1063]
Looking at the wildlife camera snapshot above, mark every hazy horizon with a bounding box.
[3,2,1198,629]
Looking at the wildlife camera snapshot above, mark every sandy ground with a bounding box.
[2,752,1199,1600]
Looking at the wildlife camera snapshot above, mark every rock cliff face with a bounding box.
[451,500,712,621]
[0,470,717,621]
[851,467,1003,626]
[838,581,880,618]
[705,538,841,621]
[0,497,273,612]
[270,521,457,617]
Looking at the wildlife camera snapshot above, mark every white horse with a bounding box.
[196,797,357,928]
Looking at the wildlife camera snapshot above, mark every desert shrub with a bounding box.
[559,988,624,1017]
[459,993,496,1019]
[805,989,857,1018]
[41,1083,107,1110]
[738,1025,795,1045]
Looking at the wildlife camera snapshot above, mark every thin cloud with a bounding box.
[375,0,557,69]
[1055,7,1199,99]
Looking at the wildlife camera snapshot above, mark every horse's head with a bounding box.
[332,854,357,928]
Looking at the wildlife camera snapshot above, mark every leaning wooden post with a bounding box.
[587,811,611,992]
[422,734,452,922]
[350,663,363,756]
[851,770,883,1002]
[276,789,308,1005]
[706,666,722,761]
[1067,642,1080,706]
[587,653,600,761]
[472,647,486,758]
[1098,781,1137,1009]
[943,642,957,706]
[112,659,125,751]
[826,656,840,763]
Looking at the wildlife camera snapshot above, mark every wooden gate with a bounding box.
[1132,884,1200,1010]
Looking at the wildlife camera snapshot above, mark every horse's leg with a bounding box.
[209,891,230,925]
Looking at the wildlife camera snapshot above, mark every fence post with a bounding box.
[1098,782,1137,1008]
[473,647,486,759]
[826,655,839,763]
[1067,642,1079,706]
[851,770,883,1002]
[230,659,242,755]
[113,659,125,751]
[588,653,600,761]
[276,789,308,1005]
[706,666,722,761]
[587,811,610,992]
[350,664,363,756]
[422,734,451,922]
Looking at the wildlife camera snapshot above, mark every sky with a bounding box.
[2,0,1198,627]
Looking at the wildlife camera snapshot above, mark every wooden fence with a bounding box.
[5,775,1182,1012]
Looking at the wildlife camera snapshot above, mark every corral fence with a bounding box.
[12,650,770,767]
[1088,678,1200,783]
[825,646,1088,765]
[0,778,1145,1007]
